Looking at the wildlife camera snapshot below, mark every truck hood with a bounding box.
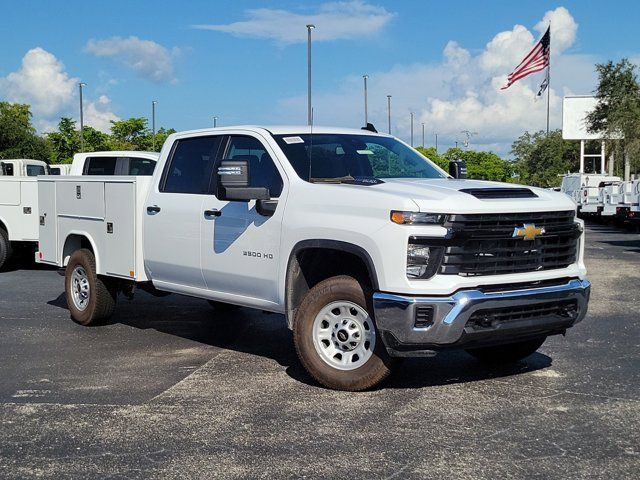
[372,178,576,214]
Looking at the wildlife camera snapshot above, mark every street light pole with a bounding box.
[213,116,218,128]
[78,82,86,152]
[152,100,157,151]
[363,74,369,125]
[386,95,392,134]
[421,123,425,147]
[410,112,414,147]
[435,133,438,154]
[306,24,315,126]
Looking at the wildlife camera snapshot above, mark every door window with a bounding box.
[26,164,46,176]
[225,136,283,198]
[162,136,223,194]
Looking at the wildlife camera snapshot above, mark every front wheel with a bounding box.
[465,337,546,364]
[65,249,117,326]
[293,275,393,391]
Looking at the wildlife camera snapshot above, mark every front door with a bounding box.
[200,134,286,304]
[144,135,224,289]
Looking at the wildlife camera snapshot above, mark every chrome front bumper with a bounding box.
[373,279,591,356]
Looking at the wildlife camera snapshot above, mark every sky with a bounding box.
[1,0,638,155]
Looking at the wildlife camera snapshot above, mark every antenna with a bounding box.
[460,130,478,149]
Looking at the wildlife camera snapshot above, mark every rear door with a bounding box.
[143,135,224,289]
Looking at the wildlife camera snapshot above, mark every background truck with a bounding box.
[0,151,158,271]
[37,126,591,391]
[0,159,49,177]
[49,164,72,176]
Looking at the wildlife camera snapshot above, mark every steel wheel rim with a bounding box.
[312,300,376,371]
[71,266,90,311]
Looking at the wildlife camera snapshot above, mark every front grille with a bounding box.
[467,300,579,330]
[440,211,579,276]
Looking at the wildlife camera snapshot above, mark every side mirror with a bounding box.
[217,160,269,201]
[449,159,467,179]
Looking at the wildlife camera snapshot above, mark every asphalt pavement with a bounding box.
[0,222,638,479]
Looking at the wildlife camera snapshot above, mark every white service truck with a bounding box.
[0,159,49,177]
[36,126,591,391]
[560,172,622,216]
[0,151,158,270]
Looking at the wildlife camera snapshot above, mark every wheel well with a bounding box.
[285,244,377,328]
[0,218,7,235]
[62,234,94,266]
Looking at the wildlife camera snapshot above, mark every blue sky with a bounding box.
[1,0,638,154]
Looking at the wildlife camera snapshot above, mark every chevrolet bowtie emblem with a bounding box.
[512,223,545,240]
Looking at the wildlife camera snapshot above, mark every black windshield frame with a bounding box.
[273,133,446,183]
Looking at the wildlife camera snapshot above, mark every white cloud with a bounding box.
[84,95,119,132]
[273,6,598,155]
[0,47,77,117]
[85,36,179,83]
[192,0,395,45]
[0,47,119,133]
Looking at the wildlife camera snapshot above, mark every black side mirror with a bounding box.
[449,160,467,179]
[217,159,269,201]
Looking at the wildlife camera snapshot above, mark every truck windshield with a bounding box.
[273,134,446,183]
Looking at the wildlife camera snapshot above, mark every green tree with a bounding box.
[586,58,640,174]
[511,129,579,187]
[109,117,149,150]
[0,102,50,161]
[46,117,79,164]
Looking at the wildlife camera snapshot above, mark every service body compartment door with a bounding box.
[37,181,58,263]
[0,181,20,206]
[104,182,136,278]
[57,181,105,219]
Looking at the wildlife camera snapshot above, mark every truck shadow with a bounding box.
[47,291,553,390]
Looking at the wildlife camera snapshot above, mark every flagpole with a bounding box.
[546,24,551,136]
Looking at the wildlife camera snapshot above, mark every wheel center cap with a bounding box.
[337,330,349,342]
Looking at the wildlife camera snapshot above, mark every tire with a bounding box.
[465,337,546,364]
[65,248,117,326]
[207,300,241,311]
[0,228,12,271]
[293,275,393,391]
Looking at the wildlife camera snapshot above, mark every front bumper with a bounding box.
[373,278,591,357]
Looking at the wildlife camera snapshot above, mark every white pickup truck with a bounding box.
[36,126,591,390]
[0,151,158,270]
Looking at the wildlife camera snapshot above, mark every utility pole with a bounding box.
[435,133,438,154]
[213,116,218,128]
[78,82,86,152]
[410,112,414,147]
[421,123,425,147]
[306,24,315,126]
[362,74,369,125]
[386,95,392,134]
[151,100,157,151]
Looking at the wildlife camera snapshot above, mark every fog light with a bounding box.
[406,242,443,279]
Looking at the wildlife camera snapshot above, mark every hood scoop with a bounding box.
[460,187,538,199]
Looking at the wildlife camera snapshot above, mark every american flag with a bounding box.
[501,26,550,90]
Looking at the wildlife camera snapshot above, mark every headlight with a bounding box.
[391,211,445,225]
[406,241,443,279]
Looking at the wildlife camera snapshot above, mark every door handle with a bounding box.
[147,205,161,214]
[204,209,222,218]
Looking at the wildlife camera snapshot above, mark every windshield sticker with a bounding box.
[283,136,304,144]
[356,149,374,155]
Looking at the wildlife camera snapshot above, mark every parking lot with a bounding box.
[0,222,638,479]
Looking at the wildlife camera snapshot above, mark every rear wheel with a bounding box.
[293,275,393,391]
[65,248,117,325]
[0,228,12,271]
[465,337,546,364]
